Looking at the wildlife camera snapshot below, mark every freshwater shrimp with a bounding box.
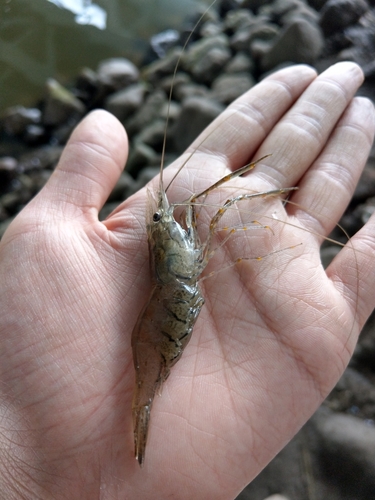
[131,144,297,466]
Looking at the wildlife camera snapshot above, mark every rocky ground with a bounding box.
[1,0,375,498]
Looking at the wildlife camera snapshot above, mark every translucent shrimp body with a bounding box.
[131,185,205,466]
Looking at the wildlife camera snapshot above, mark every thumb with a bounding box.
[34,110,128,218]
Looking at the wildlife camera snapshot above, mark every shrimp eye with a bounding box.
[153,212,161,222]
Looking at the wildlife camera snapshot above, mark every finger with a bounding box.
[35,110,128,216]
[327,210,375,336]
[288,97,375,238]
[255,62,365,189]
[179,64,317,174]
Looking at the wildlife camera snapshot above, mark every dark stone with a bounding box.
[105,84,146,122]
[2,106,41,136]
[96,58,140,90]
[143,49,182,84]
[0,157,18,193]
[211,73,256,104]
[18,146,64,172]
[182,34,231,84]
[260,18,324,70]
[107,171,136,202]
[224,51,255,73]
[224,9,255,34]
[124,90,168,137]
[319,0,369,36]
[125,142,160,177]
[24,124,46,145]
[43,79,85,127]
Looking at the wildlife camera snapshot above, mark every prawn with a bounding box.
[131,145,296,466]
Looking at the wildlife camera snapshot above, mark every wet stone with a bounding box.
[2,106,42,136]
[124,90,168,137]
[0,157,18,193]
[126,142,160,177]
[143,49,182,84]
[224,51,255,73]
[18,146,64,172]
[211,73,256,104]
[136,119,166,151]
[43,79,85,127]
[107,171,136,202]
[133,166,160,192]
[97,58,140,91]
[24,124,45,145]
[260,18,324,70]
[105,84,147,122]
[319,0,369,36]
[182,34,231,84]
[223,9,255,33]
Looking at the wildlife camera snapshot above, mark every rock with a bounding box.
[0,157,18,193]
[241,0,272,11]
[311,409,375,497]
[211,73,256,104]
[172,82,210,102]
[353,157,375,202]
[24,124,46,144]
[27,169,52,192]
[150,29,180,59]
[353,197,375,226]
[2,106,41,136]
[1,174,34,211]
[97,58,139,90]
[124,90,168,137]
[0,156,18,174]
[137,119,166,150]
[200,20,223,38]
[171,96,224,152]
[52,118,81,145]
[224,51,255,73]
[260,18,324,70]
[18,146,64,172]
[182,34,231,84]
[0,216,15,240]
[143,49,182,84]
[282,4,320,25]
[263,496,291,500]
[75,67,100,104]
[107,171,136,201]
[223,9,255,33]
[43,79,85,126]
[319,0,369,36]
[326,367,375,418]
[133,166,160,192]
[125,142,160,177]
[105,84,146,122]
[158,100,181,123]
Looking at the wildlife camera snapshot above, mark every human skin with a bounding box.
[0,62,375,499]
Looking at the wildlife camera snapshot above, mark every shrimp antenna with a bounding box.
[159,0,218,193]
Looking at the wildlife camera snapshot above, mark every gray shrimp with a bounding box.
[131,152,294,466]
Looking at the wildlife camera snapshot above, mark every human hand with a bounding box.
[0,62,374,499]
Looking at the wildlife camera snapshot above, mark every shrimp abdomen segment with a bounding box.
[131,281,204,466]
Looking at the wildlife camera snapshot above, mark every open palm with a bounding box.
[1,62,375,499]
